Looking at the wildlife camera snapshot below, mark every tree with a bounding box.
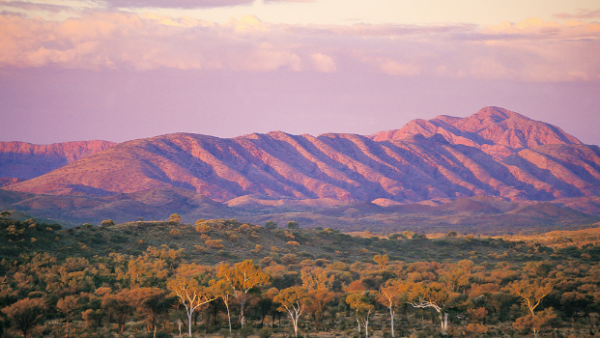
[265,221,277,230]
[305,288,335,332]
[167,276,216,338]
[508,280,553,317]
[440,261,471,293]
[301,267,335,331]
[169,214,181,224]
[256,289,277,327]
[274,287,308,337]
[0,210,10,218]
[217,260,270,327]
[513,308,558,338]
[508,279,553,338]
[287,221,299,229]
[375,280,412,338]
[128,287,173,337]
[346,293,374,338]
[373,254,389,270]
[211,279,234,333]
[409,282,454,336]
[57,295,79,338]
[2,297,46,337]
[101,291,135,334]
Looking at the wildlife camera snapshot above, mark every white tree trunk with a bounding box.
[286,307,302,337]
[226,304,232,333]
[441,312,448,336]
[187,311,193,338]
[389,307,395,338]
[240,293,247,326]
[292,316,299,337]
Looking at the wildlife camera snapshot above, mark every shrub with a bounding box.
[81,223,95,229]
[206,239,225,249]
[259,327,272,338]
[219,328,231,338]
[101,219,115,226]
[196,224,211,234]
[110,234,128,243]
[265,221,277,230]
[281,253,300,265]
[194,245,208,253]
[259,256,274,267]
[412,233,428,240]
[144,332,172,338]
[238,325,254,338]
[228,233,238,242]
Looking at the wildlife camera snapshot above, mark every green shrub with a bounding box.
[258,327,272,338]
[143,332,172,338]
[237,326,254,338]
[219,328,231,338]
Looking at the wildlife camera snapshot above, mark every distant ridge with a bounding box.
[0,140,115,179]
[5,107,599,208]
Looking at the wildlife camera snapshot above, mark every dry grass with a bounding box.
[492,223,600,248]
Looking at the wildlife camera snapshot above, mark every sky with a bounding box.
[0,0,599,145]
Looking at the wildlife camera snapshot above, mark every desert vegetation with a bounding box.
[1,217,600,337]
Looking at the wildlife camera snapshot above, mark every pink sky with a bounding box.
[1,1,599,145]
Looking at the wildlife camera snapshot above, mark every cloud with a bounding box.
[264,0,314,2]
[99,0,254,9]
[554,9,600,20]
[379,60,420,76]
[310,53,336,73]
[0,13,598,82]
[0,1,73,13]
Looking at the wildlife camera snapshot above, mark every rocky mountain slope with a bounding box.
[0,140,115,181]
[370,106,582,153]
[6,107,599,206]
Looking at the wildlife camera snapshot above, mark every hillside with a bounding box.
[6,107,600,207]
[1,188,598,234]
[0,140,115,182]
[2,216,596,265]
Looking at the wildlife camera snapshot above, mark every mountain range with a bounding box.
[0,140,115,182]
[1,106,600,232]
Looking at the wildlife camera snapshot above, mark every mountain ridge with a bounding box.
[5,107,599,207]
[0,140,115,181]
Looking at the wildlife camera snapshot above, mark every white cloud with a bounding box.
[0,13,597,82]
[379,60,420,76]
[99,0,255,9]
[310,53,336,73]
